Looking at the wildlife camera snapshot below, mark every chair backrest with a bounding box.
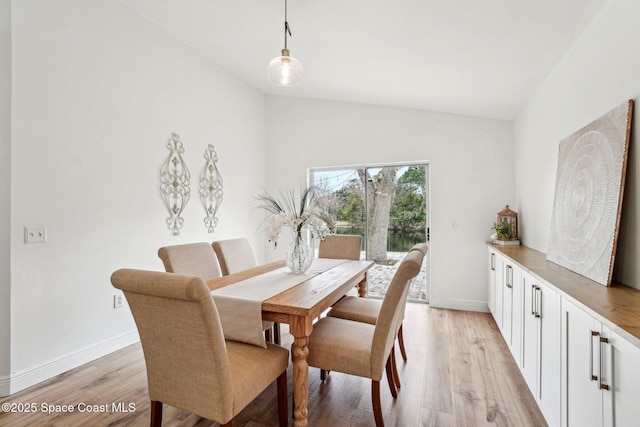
[399,242,428,322]
[110,269,233,422]
[369,250,424,380]
[158,242,222,281]
[409,242,429,256]
[212,238,258,276]
[317,234,362,260]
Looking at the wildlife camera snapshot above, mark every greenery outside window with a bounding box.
[310,163,430,303]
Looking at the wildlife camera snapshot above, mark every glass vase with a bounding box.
[285,231,313,274]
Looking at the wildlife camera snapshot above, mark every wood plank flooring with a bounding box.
[0,305,547,426]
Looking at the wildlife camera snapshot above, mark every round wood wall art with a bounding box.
[547,100,633,286]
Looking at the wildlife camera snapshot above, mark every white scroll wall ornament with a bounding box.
[159,133,191,236]
[199,145,223,233]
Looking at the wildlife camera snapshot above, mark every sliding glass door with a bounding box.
[310,163,429,303]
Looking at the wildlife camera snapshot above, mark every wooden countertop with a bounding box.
[488,243,640,348]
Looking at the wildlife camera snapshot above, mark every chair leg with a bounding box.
[371,380,385,427]
[390,345,401,389]
[265,328,273,343]
[320,369,327,381]
[398,323,408,361]
[273,322,281,345]
[385,357,398,399]
[150,400,162,427]
[276,371,288,427]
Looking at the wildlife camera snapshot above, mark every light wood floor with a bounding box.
[0,305,547,426]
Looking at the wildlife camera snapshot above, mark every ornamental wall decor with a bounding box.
[159,133,191,236]
[199,144,223,233]
[547,100,633,286]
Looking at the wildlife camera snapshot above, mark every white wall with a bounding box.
[515,0,640,290]
[7,0,267,394]
[0,0,11,394]
[266,96,514,311]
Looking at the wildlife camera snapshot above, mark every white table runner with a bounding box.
[212,258,346,347]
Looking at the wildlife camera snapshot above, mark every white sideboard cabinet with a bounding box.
[488,247,503,329]
[502,257,523,364]
[521,271,561,426]
[487,244,640,427]
[562,299,640,427]
[488,247,524,364]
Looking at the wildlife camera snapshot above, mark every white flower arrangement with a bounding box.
[257,186,335,248]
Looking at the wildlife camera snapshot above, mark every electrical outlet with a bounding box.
[24,226,47,244]
[113,294,124,309]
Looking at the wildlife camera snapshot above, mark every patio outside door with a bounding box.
[310,163,429,303]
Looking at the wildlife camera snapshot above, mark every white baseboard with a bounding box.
[428,298,490,313]
[1,330,139,396]
[0,373,9,396]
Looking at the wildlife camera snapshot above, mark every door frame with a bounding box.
[308,160,431,303]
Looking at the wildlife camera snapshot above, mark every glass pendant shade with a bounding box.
[267,49,303,86]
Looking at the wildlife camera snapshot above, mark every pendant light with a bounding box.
[267,0,303,86]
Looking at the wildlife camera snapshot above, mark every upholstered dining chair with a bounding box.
[157,242,222,281]
[211,238,280,345]
[110,269,289,427]
[317,234,362,260]
[326,243,428,387]
[318,235,363,313]
[306,249,424,427]
[212,238,258,276]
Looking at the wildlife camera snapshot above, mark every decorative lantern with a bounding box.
[495,205,519,241]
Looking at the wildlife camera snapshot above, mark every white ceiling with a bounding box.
[120,0,608,121]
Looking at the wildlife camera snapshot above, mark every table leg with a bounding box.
[290,316,312,426]
[357,272,367,297]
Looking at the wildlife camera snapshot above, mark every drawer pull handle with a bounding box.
[534,286,541,318]
[590,331,599,381]
[531,284,536,316]
[599,337,610,391]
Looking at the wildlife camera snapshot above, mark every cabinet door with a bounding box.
[521,270,538,391]
[537,281,561,427]
[502,261,522,363]
[562,299,603,427]
[501,261,514,345]
[488,249,497,314]
[493,253,504,329]
[604,328,640,427]
[510,263,523,364]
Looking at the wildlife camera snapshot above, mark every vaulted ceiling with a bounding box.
[121,0,608,120]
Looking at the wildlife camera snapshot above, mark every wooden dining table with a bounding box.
[207,258,373,427]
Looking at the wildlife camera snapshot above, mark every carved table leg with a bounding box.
[290,315,312,427]
[357,272,367,297]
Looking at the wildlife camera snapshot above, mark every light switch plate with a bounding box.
[24,226,47,244]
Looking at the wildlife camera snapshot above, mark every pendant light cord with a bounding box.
[284,0,292,50]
